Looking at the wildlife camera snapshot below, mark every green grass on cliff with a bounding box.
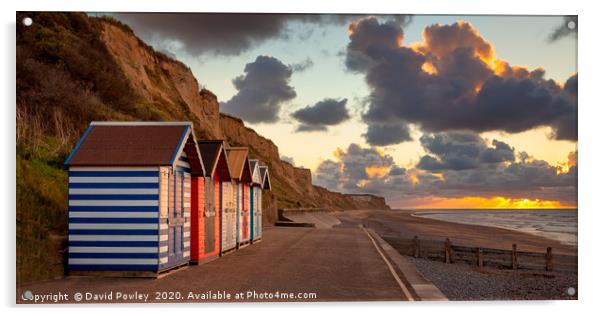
[15,12,198,284]
[16,138,69,284]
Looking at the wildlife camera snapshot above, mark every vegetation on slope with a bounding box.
[16,12,199,284]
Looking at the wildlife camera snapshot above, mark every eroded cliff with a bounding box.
[99,18,391,222]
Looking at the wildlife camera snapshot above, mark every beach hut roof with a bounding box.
[259,166,271,190]
[198,140,231,181]
[226,147,252,182]
[64,121,205,175]
[248,159,263,185]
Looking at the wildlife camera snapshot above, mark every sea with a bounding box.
[413,209,577,247]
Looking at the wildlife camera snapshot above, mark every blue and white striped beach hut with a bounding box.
[64,122,205,274]
[248,160,262,243]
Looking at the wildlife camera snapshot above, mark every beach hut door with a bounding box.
[204,177,215,253]
[168,170,186,266]
[250,186,254,240]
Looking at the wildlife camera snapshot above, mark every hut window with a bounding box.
[173,171,184,216]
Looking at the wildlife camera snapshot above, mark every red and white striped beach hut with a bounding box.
[226,147,253,249]
[191,140,231,264]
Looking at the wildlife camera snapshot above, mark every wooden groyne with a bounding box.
[383,235,577,273]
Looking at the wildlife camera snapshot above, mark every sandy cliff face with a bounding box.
[101,22,222,139]
[99,20,390,224]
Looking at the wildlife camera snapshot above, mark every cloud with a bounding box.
[291,58,314,72]
[414,132,575,203]
[549,16,577,42]
[314,143,400,190]
[281,155,295,165]
[362,122,413,145]
[114,13,297,56]
[416,131,515,171]
[314,159,344,190]
[388,166,407,176]
[313,136,577,206]
[221,55,296,123]
[345,17,577,146]
[113,14,412,56]
[292,98,350,132]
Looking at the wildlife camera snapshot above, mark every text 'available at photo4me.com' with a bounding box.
[20,290,319,303]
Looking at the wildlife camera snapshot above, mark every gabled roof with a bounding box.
[259,166,271,190]
[64,121,205,175]
[248,159,262,185]
[226,147,252,183]
[198,140,231,181]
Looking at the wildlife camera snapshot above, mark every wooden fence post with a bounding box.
[412,235,420,258]
[477,248,483,268]
[512,244,518,270]
[444,238,452,264]
[546,247,553,271]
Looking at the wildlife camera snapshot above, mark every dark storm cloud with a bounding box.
[416,131,515,171]
[388,166,406,176]
[114,13,298,56]
[313,138,577,205]
[362,122,413,146]
[345,17,578,146]
[481,140,516,163]
[114,13,412,56]
[552,74,578,140]
[548,16,577,42]
[221,55,296,123]
[292,98,350,132]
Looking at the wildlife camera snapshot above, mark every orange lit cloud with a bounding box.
[401,168,423,185]
[409,20,531,81]
[568,151,577,167]
[365,165,389,179]
[556,150,578,174]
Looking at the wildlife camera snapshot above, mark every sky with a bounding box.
[111,13,577,209]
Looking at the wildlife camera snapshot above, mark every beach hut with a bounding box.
[226,147,253,249]
[256,165,271,241]
[259,165,271,191]
[248,160,262,243]
[63,122,205,274]
[192,140,231,264]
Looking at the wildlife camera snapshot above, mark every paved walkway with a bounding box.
[18,226,409,303]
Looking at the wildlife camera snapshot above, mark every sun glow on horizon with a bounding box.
[404,196,575,209]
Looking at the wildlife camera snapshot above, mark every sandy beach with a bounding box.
[334,209,577,255]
